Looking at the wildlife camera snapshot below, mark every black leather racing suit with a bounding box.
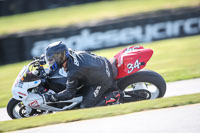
[54,49,115,108]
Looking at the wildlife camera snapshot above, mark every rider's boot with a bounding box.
[105,91,123,105]
[94,91,124,107]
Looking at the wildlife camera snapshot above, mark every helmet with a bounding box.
[45,41,68,70]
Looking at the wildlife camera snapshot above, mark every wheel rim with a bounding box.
[124,82,160,99]
[12,102,30,119]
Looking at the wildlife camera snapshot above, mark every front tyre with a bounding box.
[7,98,51,119]
[7,98,26,119]
[7,98,36,119]
[117,70,166,101]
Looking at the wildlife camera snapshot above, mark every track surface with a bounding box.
[1,78,200,122]
[10,103,200,133]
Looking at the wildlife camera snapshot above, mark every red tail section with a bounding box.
[114,46,153,79]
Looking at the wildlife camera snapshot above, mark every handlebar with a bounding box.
[31,56,48,81]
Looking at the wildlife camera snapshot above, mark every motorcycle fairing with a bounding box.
[12,80,41,101]
[114,46,153,79]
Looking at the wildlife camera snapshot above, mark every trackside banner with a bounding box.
[0,7,200,65]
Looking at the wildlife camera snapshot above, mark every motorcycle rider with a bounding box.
[44,41,121,108]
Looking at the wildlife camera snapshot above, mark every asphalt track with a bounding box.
[10,103,200,133]
[1,78,200,122]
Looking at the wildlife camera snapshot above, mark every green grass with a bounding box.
[0,61,30,108]
[0,93,200,132]
[0,0,199,35]
[0,35,200,108]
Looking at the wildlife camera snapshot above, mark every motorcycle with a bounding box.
[7,46,166,119]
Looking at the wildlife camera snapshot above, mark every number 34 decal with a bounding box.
[127,59,141,73]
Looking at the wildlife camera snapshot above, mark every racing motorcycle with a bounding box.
[7,46,166,119]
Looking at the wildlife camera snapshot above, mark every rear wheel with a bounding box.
[117,70,166,102]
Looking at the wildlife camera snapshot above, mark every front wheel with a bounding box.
[117,70,166,102]
[7,98,46,119]
[7,98,29,119]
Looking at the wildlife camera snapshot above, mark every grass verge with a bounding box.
[0,93,200,132]
[0,0,199,35]
[0,35,200,108]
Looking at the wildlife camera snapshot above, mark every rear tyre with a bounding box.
[117,70,166,101]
